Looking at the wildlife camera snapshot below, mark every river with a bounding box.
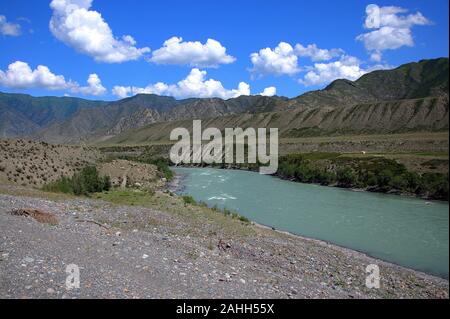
[173,167,449,278]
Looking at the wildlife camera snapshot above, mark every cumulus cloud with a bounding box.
[260,86,277,97]
[0,61,106,96]
[49,0,150,63]
[357,4,431,61]
[112,85,132,99]
[72,73,106,96]
[299,55,389,86]
[0,14,21,36]
[0,61,71,90]
[150,37,236,68]
[294,44,343,62]
[250,42,346,77]
[113,68,254,99]
[250,42,300,76]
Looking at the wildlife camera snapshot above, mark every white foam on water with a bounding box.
[207,196,227,201]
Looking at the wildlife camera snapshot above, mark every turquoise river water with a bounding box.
[173,167,449,278]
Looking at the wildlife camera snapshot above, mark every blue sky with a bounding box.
[0,0,448,100]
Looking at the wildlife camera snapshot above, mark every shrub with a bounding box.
[336,167,356,188]
[118,155,174,180]
[314,170,336,185]
[418,173,449,200]
[43,166,110,196]
[238,215,250,223]
[390,175,409,190]
[42,176,73,193]
[401,171,421,192]
[377,169,394,188]
[151,158,174,180]
[182,195,196,205]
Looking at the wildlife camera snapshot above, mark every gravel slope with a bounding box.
[0,191,448,299]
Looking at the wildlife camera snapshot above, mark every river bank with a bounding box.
[0,184,448,299]
[170,167,449,278]
[169,163,448,202]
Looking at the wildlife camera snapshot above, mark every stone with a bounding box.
[23,257,34,263]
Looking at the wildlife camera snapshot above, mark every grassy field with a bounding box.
[94,189,254,238]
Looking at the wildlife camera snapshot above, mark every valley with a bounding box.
[0,58,448,299]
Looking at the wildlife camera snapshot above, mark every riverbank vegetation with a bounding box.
[42,166,110,196]
[182,194,250,223]
[276,153,448,200]
[109,154,174,181]
[172,151,448,201]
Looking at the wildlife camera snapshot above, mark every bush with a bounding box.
[266,152,447,200]
[336,167,356,188]
[377,169,394,188]
[238,215,250,223]
[401,171,421,192]
[390,175,409,190]
[182,195,196,205]
[418,173,449,200]
[43,166,110,196]
[151,158,174,180]
[314,169,336,185]
[43,176,73,194]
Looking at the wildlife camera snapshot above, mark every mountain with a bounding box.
[102,96,449,145]
[0,92,107,138]
[35,95,289,143]
[0,58,448,144]
[288,57,449,109]
[103,58,449,145]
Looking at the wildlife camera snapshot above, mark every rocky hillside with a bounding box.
[0,188,448,298]
[103,95,448,145]
[0,139,103,187]
[289,57,449,109]
[36,95,289,144]
[0,58,448,144]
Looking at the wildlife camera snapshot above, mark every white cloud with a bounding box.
[250,42,300,76]
[113,68,252,99]
[49,0,150,63]
[112,85,131,99]
[370,51,383,62]
[0,15,21,36]
[294,44,343,62]
[363,5,430,29]
[357,4,431,61]
[299,55,387,86]
[150,37,236,68]
[72,73,106,96]
[0,61,106,96]
[0,61,71,90]
[250,42,346,77]
[260,86,277,97]
[358,26,414,52]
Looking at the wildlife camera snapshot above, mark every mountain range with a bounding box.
[0,57,448,144]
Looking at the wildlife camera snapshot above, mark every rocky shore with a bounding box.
[0,185,448,299]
